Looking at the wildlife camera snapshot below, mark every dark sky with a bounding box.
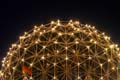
[0,0,120,64]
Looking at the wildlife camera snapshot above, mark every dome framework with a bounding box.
[1,20,120,80]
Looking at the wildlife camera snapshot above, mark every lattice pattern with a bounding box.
[1,20,120,80]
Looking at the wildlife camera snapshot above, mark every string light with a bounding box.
[12,67,16,70]
[75,41,79,44]
[58,32,62,36]
[52,28,55,31]
[88,56,92,60]
[12,44,17,47]
[77,76,81,79]
[35,40,39,44]
[77,63,80,66]
[100,63,103,67]
[110,44,114,49]
[65,56,69,60]
[43,46,46,49]
[41,55,45,60]
[65,47,68,50]
[54,41,58,44]
[51,21,55,24]
[19,36,25,40]
[30,63,33,67]
[53,63,57,66]
[1,20,120,80]
[18,44,21,48]
[108,59,111,62]
[75,21,80,25]
[57,20,60,26]
[100,76,103,80]
[53,76,56,79]
[71,32,74,36]
[86,46,90,49]
[112,67,115,70]
[21,58,24,62]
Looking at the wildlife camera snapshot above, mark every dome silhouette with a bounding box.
[1,20,120,80]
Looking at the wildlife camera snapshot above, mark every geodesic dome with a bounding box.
[1,20,120,80]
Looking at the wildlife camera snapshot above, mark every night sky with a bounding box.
[0,0,120,65]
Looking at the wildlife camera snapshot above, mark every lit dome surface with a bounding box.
[1,20,120,80]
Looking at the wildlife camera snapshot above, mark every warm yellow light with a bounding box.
[41,55,45,60]
[53,76,56,79]
[12,44,17,47]
[19,36,25,40]
[112,67,115,70]
[100,76,103,80]
[75,21,80,25]
[57,20,60,26]
[12,67,16,70]
[24,32,28,35]
[104,36,108,40]
[108,59,111,62]
[40,24,44,27]
[65,47,68,50]
[75,41,79,44]
[115,44,118,47]
[88,32,92,35]
[43,46,46,49]
[52,28,55,31]
[2,64,5,67]
[65,56,69,60]
[54,41,58,44]
[92,26,95,29]
[105,48,108,51]
[117,48,120,51]
[2,20,120,79]
[77,63,80,66]
[34,25,37,29]
[109,44,114,49]
[85,24,88,27]
[69,19,73,23]
[21,58,24,62]
[40,32,43,35]
[30,76,33,79]
[35,40,39,44]
[72,50,75,53]
[0,71,3,76]
[90,39,93,42]
[77,28,80,31]
[88,56,92,60]
[24,48,27,51]
[100,63,103,67]
[18,44,21,48]
[7,52,10,55]
[58,32,62,36]
[10,53,13,56]
[71,32,74,36]
[53,63,57,66]
[30,63,33,67]
[102,32,105,35]
[56,50,59,53]
[86,46,90,49]
[94,30,97,33]
[118,53,120,57]
[77,76,81,79]
[51,21,55,24]
[94,41,97,44]
[7,64,10,67]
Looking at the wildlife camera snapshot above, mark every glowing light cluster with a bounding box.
[1,20,120,80]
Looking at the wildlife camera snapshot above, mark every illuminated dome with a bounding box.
[1,20,120,80]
